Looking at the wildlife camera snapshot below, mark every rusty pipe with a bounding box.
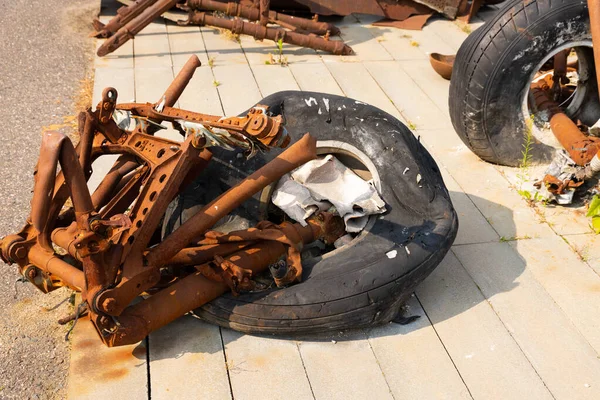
[91,155,139,211]
[97,0,179,57]
[185,12,352,55]
[97,218,326,346]
[77,110,96,175]
[93,0,159,38]
[105,241,283,345]
[158,55,202,108]
[28,245,85,291]
[186,0,339,35]
[146,133,317,268]
[51,225,252,265]
[51,223,81,261]
[588,0,600,99]
[531,84,600,165]
[167,241,255,266]
[31,132,94,236]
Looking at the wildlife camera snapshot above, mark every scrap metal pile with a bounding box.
[93,0,490,56]
[0,55,348,346]
[94,0,353,55]
[527,50,600,204]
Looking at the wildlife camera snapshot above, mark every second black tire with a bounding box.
[449,0,595,166]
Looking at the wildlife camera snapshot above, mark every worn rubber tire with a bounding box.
[165,91,458,334]
[449,0,594,167]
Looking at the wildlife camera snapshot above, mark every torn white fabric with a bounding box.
[272,155,386,232]
[271,175,331,226]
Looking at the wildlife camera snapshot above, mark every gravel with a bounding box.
[0,1,98,398]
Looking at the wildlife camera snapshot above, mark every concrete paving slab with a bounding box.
[250,64,300,97]
[133,20,173,68]
[450,190,500,245]
[177,66,224,115]
[385,26,455,59]
[212,64,263,115]
[298,332,393,400]
[436,148,556,240]
[166,23,209,68]
[365,61,451,130]
[288,62,344,95]
[424,18,469,52]
[201,27,248,65]
[509,236,600,354]
[364,25,426,61]
[418,252,553,399]
[149,315,231,400]
[239,35,319,65]
[334,24,394,62]
[95,39,134,70]
[221,330,314,400]
[367,296,472,400]
[399,59,452,118]
[325,62,402,119]
[439,164,499,245]
[563,233,600,276]
[67,316,148,400]
[92,67,135,105]
[453,242,600,399]
[134,67,175,103]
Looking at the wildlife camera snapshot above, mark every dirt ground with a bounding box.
[0,1,98,398]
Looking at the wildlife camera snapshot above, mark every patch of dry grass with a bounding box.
[74,76,94,113]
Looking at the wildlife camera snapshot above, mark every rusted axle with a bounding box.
[531,82,600,165]
[92,0,159,38]
[95,0,352,57]
[183,12,353,55]
[96,214,342,347]
[185,0,340,35]
[97,0,179,56]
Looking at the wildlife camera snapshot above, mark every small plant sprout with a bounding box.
[499,235,532,242]
[515,115,544,205]
[407,120,417,130]
[208,56,215,67]
[213,80,221,87]
[267,38,289,66]
[454,20,472,34]
[410,40,419,47]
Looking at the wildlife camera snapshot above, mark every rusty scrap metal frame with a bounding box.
[517,0,600,195]
[94,0,353,56]
[0,55,345,347]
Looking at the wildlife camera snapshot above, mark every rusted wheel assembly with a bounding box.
[165,91,459,334]
[450,0,598,166]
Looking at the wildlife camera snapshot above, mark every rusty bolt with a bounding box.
[15,247,27,260]
[26,267,37,281]
[102,298,117,313]
[88,241,100,253]
[90,220,101,233]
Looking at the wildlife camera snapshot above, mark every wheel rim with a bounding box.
[520,41,594,149]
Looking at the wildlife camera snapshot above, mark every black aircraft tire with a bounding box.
[164,91,458,334]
